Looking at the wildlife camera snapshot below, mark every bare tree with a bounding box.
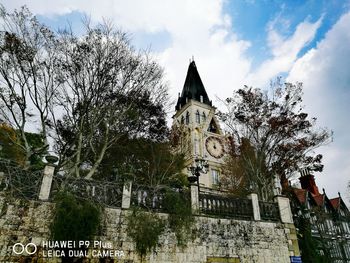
[0,5,60,167]
[54,22,168,179]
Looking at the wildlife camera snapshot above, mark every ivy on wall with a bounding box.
[50,191,101,259]
[163,189,194,247]
[126,189,195,260]
[126,208,166,261]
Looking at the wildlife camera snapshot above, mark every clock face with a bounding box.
[205,136,224,158]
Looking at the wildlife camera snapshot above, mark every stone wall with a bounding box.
[0,196,295,263]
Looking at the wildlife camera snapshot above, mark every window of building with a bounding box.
[195,110,200,123]
[181,116,185,124]
[202,112,206,122]
[208,118,219,133]
[211,169,220,185]
[326,219,334,233]
[185,111,190,125]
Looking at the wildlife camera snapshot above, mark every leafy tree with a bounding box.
[220,137,262,197]
[0,5,59,167]
[219,79,332,200]
[0,123,46,169]
[0,123,25,165]
[97,136,186,186]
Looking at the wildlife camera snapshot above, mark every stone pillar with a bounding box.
[247,193,261,221]
[122,181,132,209]
[38,164,55,201]
[190,183,199,213]
[274,195,293,224]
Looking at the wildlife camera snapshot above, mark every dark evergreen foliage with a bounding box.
[297,216,330,263]
[51,191,100,261]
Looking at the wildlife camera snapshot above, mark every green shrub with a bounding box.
[126,209,166,260]
[51,191,101,244]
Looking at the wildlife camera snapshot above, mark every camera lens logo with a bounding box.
[13,243,37,255]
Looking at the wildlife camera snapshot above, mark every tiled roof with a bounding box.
[293,188,307,204]
[329,197,340,210]
[312,194,324,206]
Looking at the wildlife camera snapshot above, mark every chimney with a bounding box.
[299,168,320,195]
[280,174,289,191]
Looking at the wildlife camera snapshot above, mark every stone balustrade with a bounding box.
[0,162,294,224]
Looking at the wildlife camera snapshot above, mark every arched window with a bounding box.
[181,115,185,124]
[208,118,219,134]
[202,112,206,122]
[185,111,190,125]
[195,110,200,124]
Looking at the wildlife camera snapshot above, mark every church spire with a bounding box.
[175,60,212,110]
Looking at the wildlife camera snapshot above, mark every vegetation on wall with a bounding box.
[163,190,194,247]
[50,191,101,256]
[126,209,166,261]
[126,189,195,259]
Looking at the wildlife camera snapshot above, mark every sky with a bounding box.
[2,0,350,204]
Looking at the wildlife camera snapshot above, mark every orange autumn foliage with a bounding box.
[0,123,25,166]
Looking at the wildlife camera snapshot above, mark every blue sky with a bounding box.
[227,0,347,66]
[2,0,350,204]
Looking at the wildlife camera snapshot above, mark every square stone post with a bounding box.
[190,183,199,213]
[247,193,261,221]
[274,195,293,224]
[38,164,55,201]
[122,181,132,209]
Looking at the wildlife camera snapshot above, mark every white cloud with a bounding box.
[247,15,323,87]
[288,12,350,205]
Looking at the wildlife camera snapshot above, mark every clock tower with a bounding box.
[173,60,226,188]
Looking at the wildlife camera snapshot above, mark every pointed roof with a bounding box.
[313,194,325,206]
[175,61,212,110]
